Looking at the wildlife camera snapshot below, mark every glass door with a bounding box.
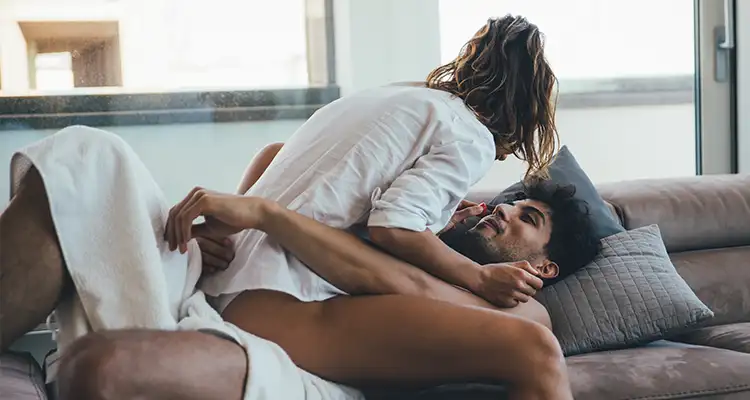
[439,0,733,185]
[698,0,736,174]
[733,0,750,173]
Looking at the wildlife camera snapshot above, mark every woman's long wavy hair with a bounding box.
[426,15,559,179]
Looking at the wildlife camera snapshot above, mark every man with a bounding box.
[201,142,599,311]
[0,131,599,400]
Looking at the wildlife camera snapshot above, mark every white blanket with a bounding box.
[10,125,363,400]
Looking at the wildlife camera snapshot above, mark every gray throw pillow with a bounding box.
[535,224,714,356]
[490,145,624,239]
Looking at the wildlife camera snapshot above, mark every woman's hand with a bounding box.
[436,200,488,235]
[165,187,266,253]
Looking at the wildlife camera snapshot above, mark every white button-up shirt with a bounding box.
[201,84,496,305]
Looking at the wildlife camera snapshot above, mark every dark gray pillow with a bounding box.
[535,224,714,356]
[490,145,624,239]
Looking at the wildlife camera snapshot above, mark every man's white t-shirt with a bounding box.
[200,84,496,308]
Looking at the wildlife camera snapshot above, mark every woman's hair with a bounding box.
[426,15,559,179]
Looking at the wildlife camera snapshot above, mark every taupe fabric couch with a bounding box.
[5,175,750,400]
[377,174,750,400]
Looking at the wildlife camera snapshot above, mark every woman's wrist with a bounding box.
[463,262,486,294]
[252,197,283,233]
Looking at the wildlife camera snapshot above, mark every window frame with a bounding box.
[556,75,693,109]
[0,0,339,131]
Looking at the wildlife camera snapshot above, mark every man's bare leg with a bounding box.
[0,166,69,351]
[0,167,248,400]
[224,290,572,400]
[58,330,246,400]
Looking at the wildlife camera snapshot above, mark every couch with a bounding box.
[373,173,750,400]
[5,174,750,400]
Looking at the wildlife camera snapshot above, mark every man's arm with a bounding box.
[255,199,551,329]
[232,147,487,306]
[196,142,286,272]
[368,227,484,291]
[213,141,550,326]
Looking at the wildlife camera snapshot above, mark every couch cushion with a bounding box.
[568,344,750,400]
[0,351,48,400]
[367,342,750,400]
[669,246,750,327]
[536,225,713,356]
[674,323,750,354]
[489,145,625,240]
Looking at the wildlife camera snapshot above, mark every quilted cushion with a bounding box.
[0,351,48,400]
[535,224,714,356]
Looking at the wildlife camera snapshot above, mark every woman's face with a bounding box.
[495,144,514,161]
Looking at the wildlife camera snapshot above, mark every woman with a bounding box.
[167,15,570,400]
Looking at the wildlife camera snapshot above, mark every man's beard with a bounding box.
[440,217,522,265]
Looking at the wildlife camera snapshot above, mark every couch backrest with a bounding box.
[596,174,750,253]
[596,174,750,328]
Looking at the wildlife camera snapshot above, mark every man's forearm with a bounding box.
[255,200,496,310]
[369,227,484,293]
[251,201,553,329]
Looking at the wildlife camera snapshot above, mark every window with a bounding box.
[0,0,332,95]
[0,0,734,192]
[439,0,694,94]
[0,0,337,130]
[20,21,123,91]
[34,52,74,91]
[439,0,698,184]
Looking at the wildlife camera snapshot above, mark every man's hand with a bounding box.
[165,187,268,253]
[196,235,236,274]
[473,262,544,308]
[437,200,488,235]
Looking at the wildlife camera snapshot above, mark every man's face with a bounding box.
[455,199,558,278]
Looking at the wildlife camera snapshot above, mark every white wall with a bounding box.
[477,104,696,190]
[0,120,301,203]
[0,104,695,205]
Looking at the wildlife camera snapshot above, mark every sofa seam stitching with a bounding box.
[624,383,750,400]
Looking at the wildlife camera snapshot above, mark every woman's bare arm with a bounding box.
[236,142,284,195]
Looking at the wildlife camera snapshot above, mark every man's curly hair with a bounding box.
[515,181,601,284]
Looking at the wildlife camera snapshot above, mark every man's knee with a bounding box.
[58,332,130,400]
[513,318,566,377]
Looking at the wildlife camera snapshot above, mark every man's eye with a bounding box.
[521,214,535,226]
